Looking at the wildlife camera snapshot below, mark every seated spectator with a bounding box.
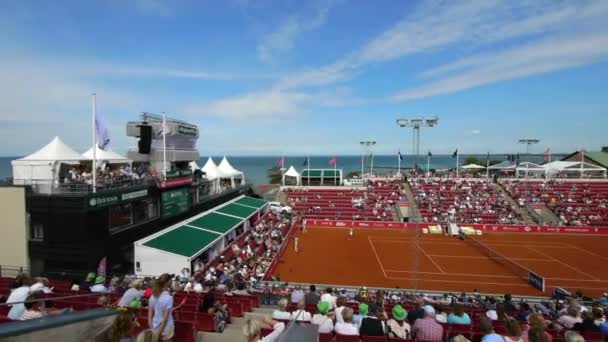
[479,317,503,342]
[320,287,337,308]
[272,298,291,320]
[564,331,584,342]
[448,304,471,325]
[412,305,443,342]
[435,304,448,323]
[503,319,524,342]
[290,299,312,322]
[290,285,304,304]
[334,297,347,323]
[558,304,582,329]
[242,316,285,342]
[90,276,108,293]
[6,274,33,319]
[117,279,142,308]
[387,304,410,339]
[311,301,334,333]
[360,310,387,337]
[335,307,358,336]
[305,285,320,305]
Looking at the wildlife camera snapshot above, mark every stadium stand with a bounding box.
[500,179,608,226]
[409,177,523,224]
[285,180,402,221]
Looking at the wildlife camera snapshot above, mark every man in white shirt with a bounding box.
[291,300,312,322]
[320,287,337,308]
[90,276,108,293]
[272,298,292,320]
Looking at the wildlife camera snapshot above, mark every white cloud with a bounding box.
[391,33,608,101]
[257,0,338,63]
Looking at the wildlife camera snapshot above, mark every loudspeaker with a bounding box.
[138,124,152,154]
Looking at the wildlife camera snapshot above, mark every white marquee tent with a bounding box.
[282,166,301,185]
[218,157,245,188]
[11,136,84,186]
[82,145,130,163]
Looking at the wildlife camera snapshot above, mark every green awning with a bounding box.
[188,212,243,234]
[234,196,267,208]
[217,203,259,218]
[143,226,219,257]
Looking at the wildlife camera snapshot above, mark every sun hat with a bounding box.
[95,276,105,284]
[359,303,369,316]
[317,301,331,315]
[392,304,407,321]
[423,305,435,316]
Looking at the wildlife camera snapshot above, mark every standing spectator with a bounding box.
[479,317,504,342]
[387,304,410,339]
[290,299,312,322]
[148,274,174,341]
[320,287,337,308]
[335,307,359,336]
[448,304,471,325]
[503,319,524,342]
[412,305,443,342]
[117,279,142,308]
[271,298,291,320]
[290,285,304,304]
[91,276,108,293]
[304,285,320,305]
[311,301,334,333]
[242,317,285,342]
[6,274,33,319]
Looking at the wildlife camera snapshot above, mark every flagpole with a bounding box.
[162,114,167,179]
[92,93,97,194]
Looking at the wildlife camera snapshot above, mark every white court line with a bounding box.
[525,246,601,281]
[416,244,446,274]
[563,243,608,262]
[368,237,387,278]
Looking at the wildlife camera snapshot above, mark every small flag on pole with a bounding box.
[329,157,337,165]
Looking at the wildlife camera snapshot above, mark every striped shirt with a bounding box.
[413,317,443,342]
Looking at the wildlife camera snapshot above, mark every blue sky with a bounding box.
[1,0,608,156]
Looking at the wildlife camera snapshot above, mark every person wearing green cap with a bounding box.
[388,304,411,339]
[91,276,108,293]
[311,301,334,333]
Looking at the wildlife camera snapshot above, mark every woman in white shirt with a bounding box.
[334,307,359,336]
[242,317,285,342]
[311,301,334,333]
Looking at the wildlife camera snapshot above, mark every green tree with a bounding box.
[267,166,282,184]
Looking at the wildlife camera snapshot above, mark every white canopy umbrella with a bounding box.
[461,163,486,169]
[82,145,130,163]
[282,165,301,185]
[218,156,245,187]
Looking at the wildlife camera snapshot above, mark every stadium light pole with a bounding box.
[396,116,439,172]
[518,138,539,178]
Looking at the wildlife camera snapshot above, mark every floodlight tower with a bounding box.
[360,141,376,176]
[396,116,439,171]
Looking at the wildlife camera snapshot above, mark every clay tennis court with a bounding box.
[271,227,608,297]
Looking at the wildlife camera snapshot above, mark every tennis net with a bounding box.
[464,235,546,292]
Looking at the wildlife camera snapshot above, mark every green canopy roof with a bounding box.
[188,212,243,234]
[234,196,267,208]
[217,203,259,218]
[143,226,219,257]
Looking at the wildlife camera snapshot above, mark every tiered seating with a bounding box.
[286,180,402,221]
[409,178,522,224]
[500,180,608,226]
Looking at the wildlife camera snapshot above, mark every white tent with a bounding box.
[82,145,130,163]
[218,157,245,187]
[543,161,606,178]
[282,166,301,185]
[461,163,485,169]
[11,136,83,186]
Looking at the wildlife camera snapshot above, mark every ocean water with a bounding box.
[1,154,557,186]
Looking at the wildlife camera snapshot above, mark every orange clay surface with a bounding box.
[272,227,608,297]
